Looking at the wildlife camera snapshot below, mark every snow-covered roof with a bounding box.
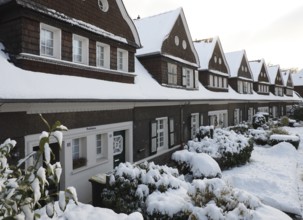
[292,69,303,86]
[267,65,284,85]
[194,37,229,74]
[281,70,293,87]
[0,43,300,103]
[225,50,253,80]
[134,8,199,65]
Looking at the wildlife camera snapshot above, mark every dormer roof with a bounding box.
[281,70,294,87]
[267,65,284,85]
[249,59,271,82]
[194,37,230,74]
[225,50,253,80]
[134,7,199,65]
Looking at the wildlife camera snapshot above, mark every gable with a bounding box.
[275,70,284,86]
[286,75,293,87]
[208,42,229,74]
[238,57,253,79]
[16,0,140,47]
[258,65,270,83]
[162,15,196,64]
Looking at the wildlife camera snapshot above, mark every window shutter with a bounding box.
[194,70,199,89]
[169,118,175,148]
[182,68,187,86]
[150,120,157,154]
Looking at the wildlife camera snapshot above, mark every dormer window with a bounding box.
[73,34,89,65]
[167,63,177,85]
[117,48,128,72]
[96,42,110,69]
[40,23,61,59]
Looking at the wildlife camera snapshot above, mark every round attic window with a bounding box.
[182,40,187,50]
[98,0,109,12]
[175,36,180,46]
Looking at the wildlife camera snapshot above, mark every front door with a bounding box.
[113,130,125,168]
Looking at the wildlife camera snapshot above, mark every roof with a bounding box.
[194,37,229,74]
[225,50,253,79]
[0,42,300,103]
[292,69,303,86]
[134,8,199,65]
[267,65,284,85]
[281,70,293,87]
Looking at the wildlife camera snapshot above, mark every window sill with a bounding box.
[72,158,109,175]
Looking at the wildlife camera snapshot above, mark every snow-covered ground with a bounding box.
[224,125,303,218]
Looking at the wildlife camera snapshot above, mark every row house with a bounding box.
[249,59,271,96]
[0,2,300,203]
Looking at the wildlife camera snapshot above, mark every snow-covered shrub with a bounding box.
[196,126,214,140]
[280,116,290,126]
[252,113,267,129]
[100,161,185,215]
[227,123,250,135]
[293,106,303,121]
[0,115,78,219]
[187,129,253,169]
[268,134,300,149]
[171,150,221,179]
[248,128,269,145]
[270,127,289,135]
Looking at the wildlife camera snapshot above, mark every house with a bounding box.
[0,0,142,203]
[225,50,253,95]
[0,1,301,204]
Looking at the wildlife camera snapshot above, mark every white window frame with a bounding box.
[73,34,89,65]
[96,42,110,69]
[72,137,87,169]
[167,63,177,85]
[191,113,199,139]
[238,80,243,93]
[223,78,227,88]
[208,110,228,127]
[117,48,128,72]
[40,23,61,59]
[248,107,254,123]
[209,74,213,87]
[96,134,103,159]
[182,68,194,88]
[156,117,168,151]
[214,75,218,87]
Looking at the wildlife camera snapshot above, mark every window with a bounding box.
[96,134,102,159]
[209,75,213,86]
[96,42,110,69]
[243,81,248,93]
[40,23,61,59]
[72,137,87,169]
[191,113,199,139]
[248,107,253,123]
[223,78,227,88]
[151,117,173,154]
[208,110,228,127]
[234,109,242,125]
[73,34,89,65]
[182,68,194,88]
[117,48,128,72]
[167,63,177,85]
[238,81,243,93]
[214,76,218,87]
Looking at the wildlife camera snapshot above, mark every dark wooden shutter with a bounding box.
[169,118,175,148]
[150,120,157,155]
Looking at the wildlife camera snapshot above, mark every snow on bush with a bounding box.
[249,128,269,145]
[269,134,300,149]
[171,149,221,179]
[100,161,291,220]
[187,128,253,169]
[0,116,80,219]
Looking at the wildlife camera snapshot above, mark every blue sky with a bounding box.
[123,0,303,70]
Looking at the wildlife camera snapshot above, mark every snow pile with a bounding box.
[223,142,301,216]
[172,149,221,178]
[37,201,143,220]
[270,134,300,142]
